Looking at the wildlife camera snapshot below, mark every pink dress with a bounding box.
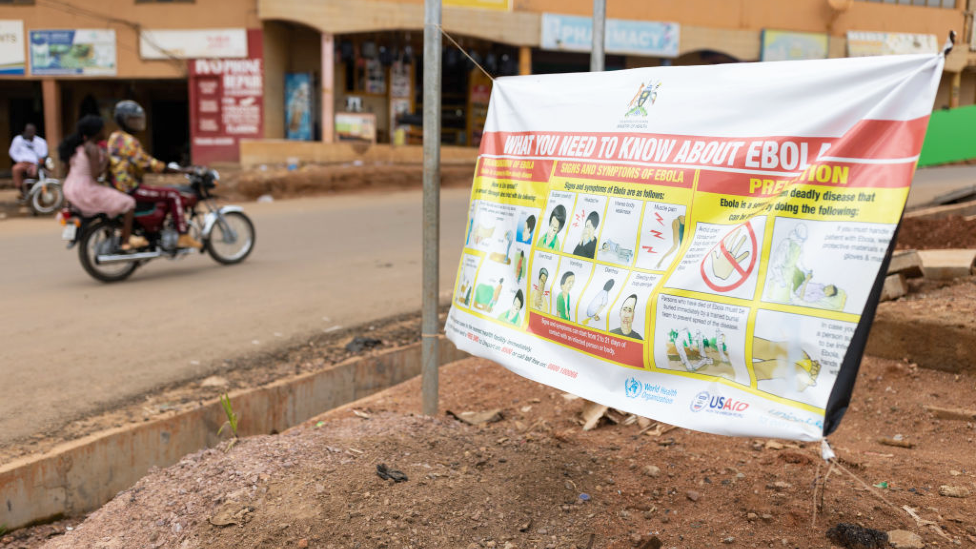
[64,145,135,217]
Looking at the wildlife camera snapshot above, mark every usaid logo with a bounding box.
[690,391,750,416]
[690,391,709,412]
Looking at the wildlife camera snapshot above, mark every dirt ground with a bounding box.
[231,163,476,201]
[896,216,976,250]
[29,353,975,549]
[0,309,452,465]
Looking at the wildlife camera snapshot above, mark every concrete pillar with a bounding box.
[950,71,961,109]
[519,46,531,76]
[321,32,335,143]
[41,79,61,162]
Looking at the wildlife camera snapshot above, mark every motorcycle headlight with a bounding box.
[44,157,55,170]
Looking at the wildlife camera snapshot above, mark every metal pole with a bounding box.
[422,0,442,417]
[591,0,606,72]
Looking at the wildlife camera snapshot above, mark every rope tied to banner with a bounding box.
[432,24,496,83]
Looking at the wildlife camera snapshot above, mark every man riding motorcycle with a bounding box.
[107,100,201,249]
[9,123,48,200]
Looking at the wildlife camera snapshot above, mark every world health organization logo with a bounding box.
[624,377,642,399]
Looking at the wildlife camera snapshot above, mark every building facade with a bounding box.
[1,0,974,168]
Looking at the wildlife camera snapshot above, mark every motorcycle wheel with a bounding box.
[206,211,255,265]
[79,219,139,283]
[31,182,64,216]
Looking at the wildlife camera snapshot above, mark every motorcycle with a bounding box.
[21,157,64,215]
[59,164,256,283]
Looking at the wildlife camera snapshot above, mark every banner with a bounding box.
[29,29,116,76]
[446,53,945,441]
[140,29,248,60]
[541,13,680,58]
[0,20,25,75]
[847,31,938,57]
[761,30,828,61]
[188,28,263,165]
[285,72,313,141]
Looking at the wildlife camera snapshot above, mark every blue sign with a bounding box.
[541,14,680,58]
[29,29,116,76]
[285,72,313,141]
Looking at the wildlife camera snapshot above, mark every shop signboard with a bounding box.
[541,13,680,58]
[29,29,116,76]
[846,31,938,57]
[761,30,829,61]
[140,29,248,60]
[444,0,511,10]
[189,28,263,164]
[448,52,945,442]
[285,72,313,141]
[335,112,376,143]
[0,20,25,75]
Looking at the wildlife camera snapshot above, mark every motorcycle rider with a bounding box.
[9,123,48,200]
[107,100,201,249]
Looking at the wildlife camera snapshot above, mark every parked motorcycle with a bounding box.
[21,157,64,215]
[59,164,255,283]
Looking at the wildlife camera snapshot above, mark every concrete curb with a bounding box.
[0,337,466,530]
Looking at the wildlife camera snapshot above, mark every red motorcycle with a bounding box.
[59,166,255,282]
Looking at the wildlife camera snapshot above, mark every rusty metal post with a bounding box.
[591,0,606,72]
[422,0,442,416]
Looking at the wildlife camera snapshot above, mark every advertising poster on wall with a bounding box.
[29,29,116,76]
[0,20,25,75]
[189,28,264,165]
[140,29,248,60]
[847,31,939,57]
[447,52,945,442]
[285,72,313,141]
[761,30,829,61]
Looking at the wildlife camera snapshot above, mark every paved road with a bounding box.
[1,163,973,448]
[907,165,976,208]
[0,188,470,447]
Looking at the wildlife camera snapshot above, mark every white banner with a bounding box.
[0,20,25,75]
[446,53,944,441]
[140,29,247,60]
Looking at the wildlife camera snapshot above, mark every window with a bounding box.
[855,0,957,7]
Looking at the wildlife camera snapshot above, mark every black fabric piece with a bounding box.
[822,215,903,437]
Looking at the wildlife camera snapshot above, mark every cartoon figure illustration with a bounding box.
[456,278,472,306]
[656,215,686,269]
[665,327,731,377]
[514,250,526,283]
[581,279,614,326]
[752,336,822,392]
[489,231,515,264]
[765,224,847,311]
[555,271,575,321]
[573,211,600,259]
[600,239,634,263]
[537,205,566,251]
[473,278,504,312]
[518,215,536,244]
[532,267,550,311]
[609,294,643,341]
[498,290,524,325]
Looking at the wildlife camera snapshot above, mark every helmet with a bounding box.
[114,100,146,132]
